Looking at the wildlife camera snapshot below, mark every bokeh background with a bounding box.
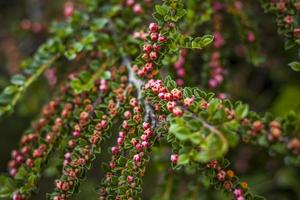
[0,1,300,199]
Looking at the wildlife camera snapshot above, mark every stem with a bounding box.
[122,57,157,128]
[6,54,59,114]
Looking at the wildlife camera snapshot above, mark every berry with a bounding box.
[171,154,178,164]
[133,154,141,162]
[111,146,119,155]
[142,122,150,130]
[149,51,158,60]
[73,131,81,138]
[13,193,22,200]
[150,33,159,41]
[158,35,167,42]
[127,175,134,183]
[143,44,152,53]
[173,106,183,116]
[149,23,159,32]
[167,101,176,112]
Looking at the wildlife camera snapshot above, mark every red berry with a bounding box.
[33,149,43,158]
[167,101,176,112]
[171,88,182,100]
[111,146,119,155]
[143,122,150,130]
[153,43,161,51]
[140,134,148,141]
[129,98,138,107]
[144,62,154,71]
[143,44,152,53]
[150,33,158,41]
[158,35,167,42]
[13,193,22,200]
[144,128,153,137]
[149,51,158,60]
[133,154,141,162]
[172,106,183,116]
[135,143,143,151]
[149,23,159,32]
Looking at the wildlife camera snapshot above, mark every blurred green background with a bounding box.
[0,1,300,199]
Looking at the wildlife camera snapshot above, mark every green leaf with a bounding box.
[169,123,191,141]
[155,5,168,16]
[0,94,13,105]
[183,87,193,98]
[3,86,18,95]
[64,50,77,60]
[208,98,220,115]
[0,176,16,198]
[15,166,28,180]
[11,74,26,86]
[196,134,228,162]
[178,153,190,165]
[200,35,214,47]
[191,35,214,49]
[92,18,108,30]
[288,61,300,71]
[235,103,249,119]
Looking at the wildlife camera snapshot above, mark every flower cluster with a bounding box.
[206,160,248,200]
[134,22,168,79]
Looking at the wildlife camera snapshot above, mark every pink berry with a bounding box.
[124,111,132,119]
[150,33,158,41]
[142,122,150,130]
[133,154,141,162]
[143,44,152,53]
[73,131,81,138]
[153,43,161,51]
[149,23,159,32]
[109,161,116,169]
[171,154,178,164]
[172,106,183,116]
[127,175,134,183]
[101,120,108,129]
[9,168,17,177]
[142,141,149,148]
[149,51,158,60]
[158,35,167,42]
[117,137,124,145]
[119,131,126,138]
[167,101,176,112]
[13,193,22,200]
[140,134,148,141]
[135,143,143,151]
[111,146,119,155]
[64,2,74,17]
[133,4,143,15]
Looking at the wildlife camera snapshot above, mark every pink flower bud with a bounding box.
[171,154,178,164]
